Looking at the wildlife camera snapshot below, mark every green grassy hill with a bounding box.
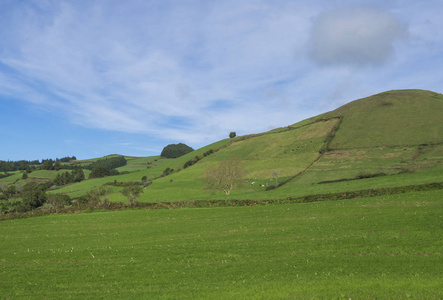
[317,89,443,148]
[2,89,442,203]
[138,89,443,202]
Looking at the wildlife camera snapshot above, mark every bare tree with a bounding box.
[272,170,279,185]
[206,160,245,195]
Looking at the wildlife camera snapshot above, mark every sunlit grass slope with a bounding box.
[316,89,443,149]
[138,88,443,202]
[1,190,442,298]
[139,118,338,202]
[48,139,232,199]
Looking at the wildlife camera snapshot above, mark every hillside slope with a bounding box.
[315,89,443,149]
[138,89,442,202]
[2,89,442,204]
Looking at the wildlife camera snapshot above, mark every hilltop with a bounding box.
[1,89,442,212]
[315,89,443,148]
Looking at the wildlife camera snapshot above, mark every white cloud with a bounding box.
[0,1,314,140]
[308,6,408,66]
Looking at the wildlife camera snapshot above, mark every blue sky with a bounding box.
[1,0,442,161]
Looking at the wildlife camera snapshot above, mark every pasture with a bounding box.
[1,189,442,298]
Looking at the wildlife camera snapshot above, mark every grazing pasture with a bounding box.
[1,190,442,298]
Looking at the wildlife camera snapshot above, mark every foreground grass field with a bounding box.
[1,189,442,299]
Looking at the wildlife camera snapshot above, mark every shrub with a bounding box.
[162,168,174,176]
[43,194,72,212]
[265,184,278,191]
[183,156,200,169]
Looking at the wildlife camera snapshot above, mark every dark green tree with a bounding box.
[87,156,127,170]
[54,169,85,185]
[54,161,62,171]
[20,181,47,211]
[72,168,85,182]
[161,143,194,158]
[229,132,236,138]
[41,159,54,170]
[2,186,17,199]
[89,165,111,178]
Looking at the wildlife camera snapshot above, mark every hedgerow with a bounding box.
[2,181,442,220]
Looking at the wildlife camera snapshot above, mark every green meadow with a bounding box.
[1,190,442,298]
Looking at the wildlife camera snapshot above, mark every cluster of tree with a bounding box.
[0,181,55,213]
[57,156,77,163]
[0,160,39,172]
[1,177,145,214]
[1,181,117,214]
[88,166,119,179]
[40,159,56,170]
[53,169,85,186]
[86,156,127,171]
[86,156,127,179]
[161,143,194,158]
[0,156,77,172]
[0,186,17,200]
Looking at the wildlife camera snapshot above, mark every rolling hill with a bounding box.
[1,89,442,205]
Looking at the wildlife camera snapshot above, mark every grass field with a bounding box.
[1,189,442,298]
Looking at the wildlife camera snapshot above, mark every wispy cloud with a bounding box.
[0,0,442,157]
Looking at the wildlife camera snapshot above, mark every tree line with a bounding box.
[0,156,77,172]
[0,179,144,214]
